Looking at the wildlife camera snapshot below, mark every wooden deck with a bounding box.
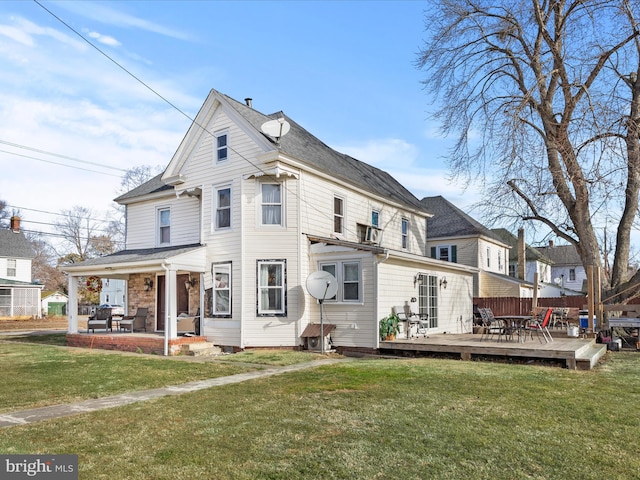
[380,331,607,370]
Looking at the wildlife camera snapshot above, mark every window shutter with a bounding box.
[451,245,457,263]
[431,247,436,259]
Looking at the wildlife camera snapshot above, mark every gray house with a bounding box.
[0,217,42,317]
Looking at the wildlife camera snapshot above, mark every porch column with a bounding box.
[67,275,79,333]
[163,266,178,356]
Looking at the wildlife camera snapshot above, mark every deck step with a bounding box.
[575,344,607,370]
[181,342,221,357]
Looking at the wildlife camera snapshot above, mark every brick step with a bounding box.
[181,342,221,356]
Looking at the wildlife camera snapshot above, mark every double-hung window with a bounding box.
[261,183,282,226]
[371,210,380,228]
[213,262,232,316]
[401,218,409,249]
[257,260,286,315]
[320,261,361,303]
[6,259,16,277]
[216,132,228,162]
[158,208,170,245]
[334,196,344,234]
[215,186,231,229]
[432,245,457,263]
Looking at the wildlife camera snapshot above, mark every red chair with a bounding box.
[526,308,553,343]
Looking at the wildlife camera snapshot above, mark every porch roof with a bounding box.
[60,244,206,276]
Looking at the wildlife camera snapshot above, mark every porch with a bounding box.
[66,331,211,356]
[379,331,607,370]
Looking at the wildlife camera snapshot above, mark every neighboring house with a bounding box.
[491,228,553,283]
[41,291,68,316]
[0,217,42,317]
[100,278,126,306]
[536,241,587,293]
[63,89,476,353]
[420,196,536,298]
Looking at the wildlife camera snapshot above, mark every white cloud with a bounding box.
[87,30,121,47]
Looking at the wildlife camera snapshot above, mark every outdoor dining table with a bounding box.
[494,315,534,342]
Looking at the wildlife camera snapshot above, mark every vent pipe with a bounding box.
[244,98,253,108]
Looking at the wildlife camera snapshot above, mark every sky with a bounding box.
[0,0,474,248]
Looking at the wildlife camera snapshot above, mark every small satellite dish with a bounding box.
[306,271,338,301]
[305,271,338,354]
[261,117,291,140]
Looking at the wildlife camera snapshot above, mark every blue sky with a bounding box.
[0,0,474,243]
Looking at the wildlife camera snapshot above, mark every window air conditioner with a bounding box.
[365,226,381,244]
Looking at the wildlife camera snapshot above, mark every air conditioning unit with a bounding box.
[307,335,331,352]
[365,226,381,244]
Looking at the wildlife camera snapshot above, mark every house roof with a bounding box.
[65,244,205,268]
[490,228,552,264]
[420,196,507,245]
[116,89,428,213]
[535,244,582,267]
[0,229,35,259]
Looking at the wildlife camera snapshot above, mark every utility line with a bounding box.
[5,204,114,224]
[0,139,127,172]
[1,149,122,178]
[33,0,364,240]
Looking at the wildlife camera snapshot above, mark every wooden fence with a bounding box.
[473,296,588,317]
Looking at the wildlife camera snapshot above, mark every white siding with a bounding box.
[0,257,32,282]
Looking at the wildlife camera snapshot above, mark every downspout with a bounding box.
[374,249,390,348]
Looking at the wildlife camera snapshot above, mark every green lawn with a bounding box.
[0,343,639,479]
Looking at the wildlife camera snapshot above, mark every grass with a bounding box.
[0,344,639,479]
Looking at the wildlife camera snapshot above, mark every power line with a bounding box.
[5,204,115,224]
[33,0,363,239]
[0,148,122,178]
[0,139,127,172]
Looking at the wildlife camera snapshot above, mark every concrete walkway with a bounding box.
[0,357,350,428]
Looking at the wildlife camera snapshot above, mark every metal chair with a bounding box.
[87,307,112,332]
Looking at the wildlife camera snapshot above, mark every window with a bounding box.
[431,245,457,263]
[158,208,170,245]
[401,218,409,249]
[105,294,110,303]
[320,261,361,303]
[487,247,491,268]
[569,268,576,281]
[213,263,232,316]
[509,264,516,277]
[6,259,16,277]
[371,210,380,228]
[215,186,231,229]
[257,260,286,315]
[498,251,503,271]
[334,196,344,234]
[261,183,282,225]
[216,132,228,162]
[0,289,10,316]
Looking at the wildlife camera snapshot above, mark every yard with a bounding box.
[0,339,638,479]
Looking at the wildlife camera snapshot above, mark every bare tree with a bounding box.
[28,235,67,292]
[418,0,640,300]
[55,206,102,262]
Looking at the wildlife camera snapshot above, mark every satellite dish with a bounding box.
[305,270,338,354]
[306,271,338,301]
[261,118,291,140]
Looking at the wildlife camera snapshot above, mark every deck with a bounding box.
[380,331,607,370]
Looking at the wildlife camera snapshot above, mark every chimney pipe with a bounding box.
[244,98,252,108]
[517,228,526,280]
[10,216,20,233]
[548,239,554,247]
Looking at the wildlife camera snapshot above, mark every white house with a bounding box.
[536,241,587,294]
[62,89,476,354]
[0,217,42,317]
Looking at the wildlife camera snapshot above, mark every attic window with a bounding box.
[7,259,16,277]
[216,132,228,162]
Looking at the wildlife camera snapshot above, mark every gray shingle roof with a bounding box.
[535,244,582,266]
[73,244,203,267]
[0,229,35,259]
[420,195,505,243]
[115,89,427,213]
[491,228,552,263]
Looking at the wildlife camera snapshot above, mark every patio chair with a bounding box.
[479,308,503,341]
[407,301,429,337]
[525,307,553,343]
[87,307,112,332]
[119,307,148,333]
